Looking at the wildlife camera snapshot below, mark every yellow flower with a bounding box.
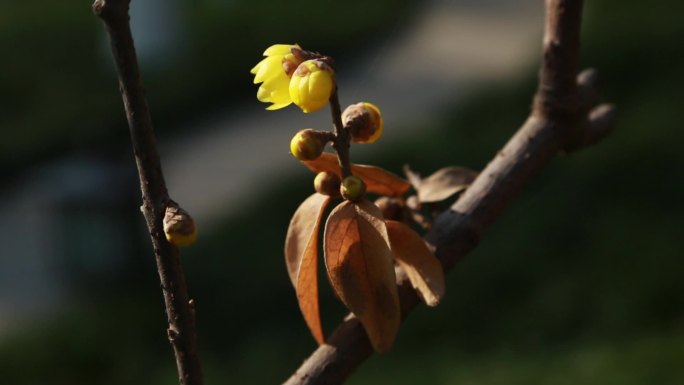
[289,60,335,113]
[251,44,302,110]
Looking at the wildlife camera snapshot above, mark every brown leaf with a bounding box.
[284,193,331,344]
[417,166,478,203]
[303,153,411,197]
[402,164,423,191]
[324,200,400,352]
[385,220,445,306]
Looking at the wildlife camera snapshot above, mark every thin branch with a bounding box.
[285,1,613,384]
[92,1,203,385]
[329,88,353,178]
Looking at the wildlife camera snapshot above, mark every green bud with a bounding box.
[340,175,366,202]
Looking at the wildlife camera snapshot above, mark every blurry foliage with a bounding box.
[1,0,683,384]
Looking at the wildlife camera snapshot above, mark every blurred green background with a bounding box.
[1,0,682,384]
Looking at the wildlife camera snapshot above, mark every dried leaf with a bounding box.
[349,164,412,197]
[304,153,411,197]
[324,200,400,352]
[417,166,478,203]
[402,164,423,191]
[385,220,445,306]
[285,193,330,285]
[284,193,330,344]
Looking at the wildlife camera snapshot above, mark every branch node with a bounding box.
[168,327,179,341]
[565,103,616,152]
[577,68,600,112]
[92,0,129,22]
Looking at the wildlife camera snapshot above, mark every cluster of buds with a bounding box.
[252,44,445,353]
[312,171,366,202]
[253,44,384,203]
[251,45,384,181]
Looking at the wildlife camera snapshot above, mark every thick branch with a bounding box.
[285,1,600,384]
[92,1,203,385]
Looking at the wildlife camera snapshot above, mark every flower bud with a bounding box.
[340,175,366,202]
[164,204,197,247]
[289,60,335,113]
[342,102,383,144]
[290,129,325,161]
[314,171,341,196]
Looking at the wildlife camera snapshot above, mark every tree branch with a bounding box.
[285,1,613,384]
[92,1,203,385]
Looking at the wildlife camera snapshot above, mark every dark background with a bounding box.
[0,0,682,384]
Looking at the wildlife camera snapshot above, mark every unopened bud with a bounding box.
[342,102,383,144]
[314,171,341,196]
[289,59,335,113]
[340,175,366,202]
[290,129,324,161]
[164,203,197,247]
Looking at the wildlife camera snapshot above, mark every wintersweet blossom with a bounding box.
[251,44,302,110]
[288,60,335,114]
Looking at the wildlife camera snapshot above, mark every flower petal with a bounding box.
[264,44,295,56]
[256,85,269,101]
[252,44,303,110]
[266,101,292,110]
[309,71,329,101]
[253,56,282,84]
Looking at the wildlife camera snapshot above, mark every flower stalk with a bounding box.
[329,88,353,178]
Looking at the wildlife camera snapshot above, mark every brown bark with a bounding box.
[285,1,613,384]
[92,1,203,385]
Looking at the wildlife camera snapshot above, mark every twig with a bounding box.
[285,1,613,384]
[92,1,203,385]
[329,88,353,178]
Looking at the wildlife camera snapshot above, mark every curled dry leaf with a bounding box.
[303,153,411,197]
[324,200,400,352]
[416,166,478,203]
[385,220,445,306]
[284,193,331,344]
[402,164,423,191]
